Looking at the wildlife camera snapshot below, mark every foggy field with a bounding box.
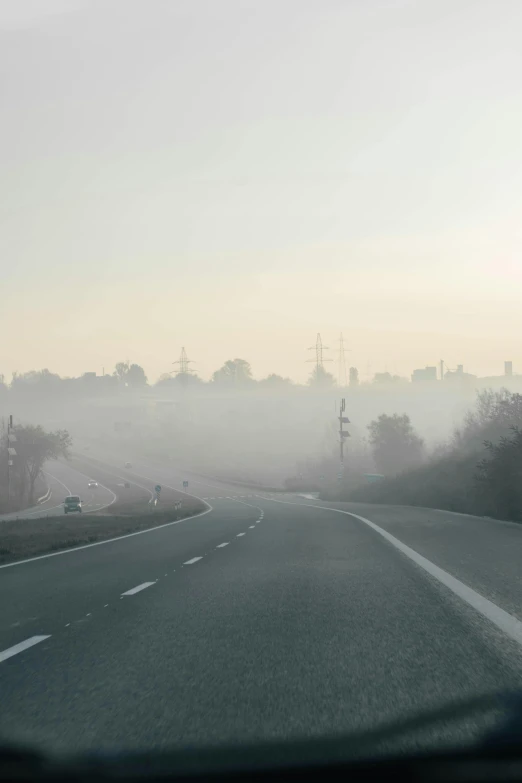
[0,506,206,565]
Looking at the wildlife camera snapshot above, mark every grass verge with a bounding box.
[0,506,206,565]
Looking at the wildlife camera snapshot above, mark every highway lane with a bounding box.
[0,494,259,656]
[84,455,522,624]
[0,460,118,522]
[73,453,522,625]
[274,497,522,625]
[1,485,522,756]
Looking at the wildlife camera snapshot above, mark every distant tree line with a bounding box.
[342,388,522,523]
[0,358,338,399]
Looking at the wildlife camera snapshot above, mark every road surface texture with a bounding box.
[1,457,522,758]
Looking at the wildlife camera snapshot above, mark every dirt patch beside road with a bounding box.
[0,505,207,565]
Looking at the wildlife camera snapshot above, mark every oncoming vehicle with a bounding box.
[124,462,132,468]
[87,480,98,488]
[64,496,82,514]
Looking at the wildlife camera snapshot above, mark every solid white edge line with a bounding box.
[183,557,203,565]
[0,503,213,570]
[0,635,51,664]
[255,495,522,649]
[121,582,155,596]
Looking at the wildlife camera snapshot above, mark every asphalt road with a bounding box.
[1,460,522,758]
[0,460,119,521]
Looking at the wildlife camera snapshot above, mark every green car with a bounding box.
[64,495,82,514]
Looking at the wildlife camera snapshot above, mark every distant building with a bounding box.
[444,364,476,382]
[411,366,437,382]
[505,361,513,377]
[349,367,359,387]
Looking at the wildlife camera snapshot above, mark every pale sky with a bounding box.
[1,0,522,382]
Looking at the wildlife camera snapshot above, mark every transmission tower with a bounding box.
[307,333,332,370]
[337,333,350,388]
[172,347,194,376]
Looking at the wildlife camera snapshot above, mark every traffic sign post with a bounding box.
[338,399,349,482]
[183,481,189,489]
[155,485,162,493]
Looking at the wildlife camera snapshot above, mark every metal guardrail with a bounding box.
[37,487,51,504]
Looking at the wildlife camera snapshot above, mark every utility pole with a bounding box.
[338,398,350,482]
[7,414,16,505]
[308,333,329,370]
[171,347,196,388]
[172,347,194,377]
[307,333,333,381]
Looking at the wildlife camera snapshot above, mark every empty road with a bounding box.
[1,457,522,757]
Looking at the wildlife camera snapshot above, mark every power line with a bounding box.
[307,333,332,370]
[172,347,195,376]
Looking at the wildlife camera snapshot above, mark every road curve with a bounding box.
[0,460,521,757]
[0,460,118,522]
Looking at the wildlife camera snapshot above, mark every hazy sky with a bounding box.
[2,0,522,382]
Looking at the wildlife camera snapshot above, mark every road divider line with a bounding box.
[121,582,155,596]
[257,495,522,649]
[216,543,229,548]
[236,532,246,537]
[0,635,51,664]
[249,525,255,529]
[183,557,203,565]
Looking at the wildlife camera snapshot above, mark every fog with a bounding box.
[2,0,522,494]
[3,366,522,491]
[3,1,522,384]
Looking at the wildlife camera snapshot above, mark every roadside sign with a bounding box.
[364,473,385,484]
[155,485,162,493]
[183,481,189,489]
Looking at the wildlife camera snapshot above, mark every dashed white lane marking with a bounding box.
[0,635,51,664]
[183,557,203,565]
[121,582,155,596]
[216,543,229,548]
[249,525,255,529]
[236,532,246,537]
[258,495,522,650]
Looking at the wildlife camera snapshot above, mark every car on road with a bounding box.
[124,462,132,468]
[64,496,82,514]
[87,480,98,488]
